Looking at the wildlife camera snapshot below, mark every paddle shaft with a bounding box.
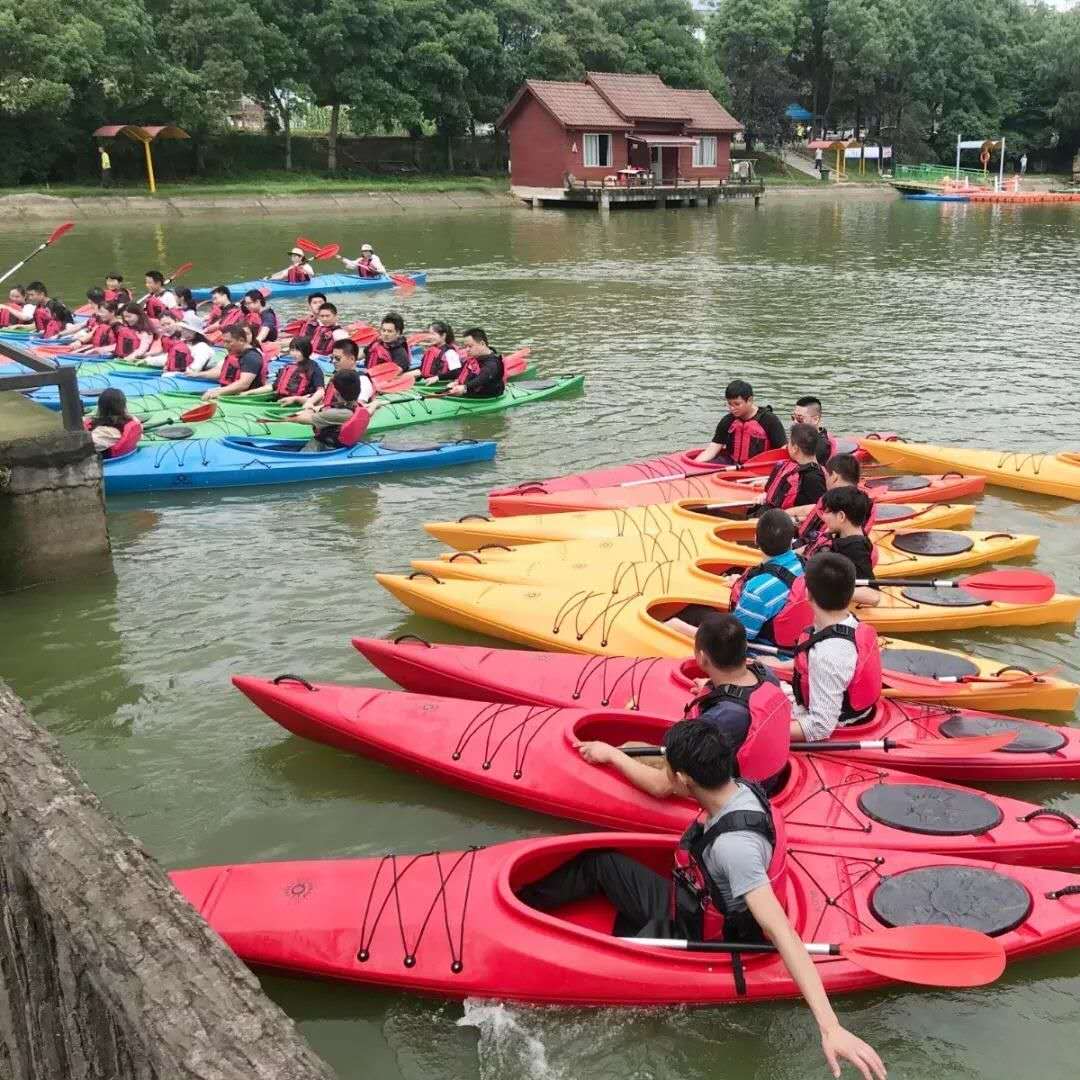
[634,937,838,955]
[0,232,68,285]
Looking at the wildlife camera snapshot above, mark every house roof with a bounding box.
[670,90,743,133]
[497,80,630,130]
[586,72,691,122]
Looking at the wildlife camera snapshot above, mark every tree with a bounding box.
[251,0,313,170]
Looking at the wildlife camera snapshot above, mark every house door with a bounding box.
[650,147,663,183]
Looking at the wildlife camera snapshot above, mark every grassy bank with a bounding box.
[0,172,509,199]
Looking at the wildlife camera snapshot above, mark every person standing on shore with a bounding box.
[1020,153,1028,176]
[98,144,112,188]
[814,147,823,172]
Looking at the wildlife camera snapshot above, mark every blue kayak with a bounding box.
[103,435,495,495]
[189,271,427,302]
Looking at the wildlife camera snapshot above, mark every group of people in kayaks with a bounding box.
[517,379,889,1079]
[3,254,507,457]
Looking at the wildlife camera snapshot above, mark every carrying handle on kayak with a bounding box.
[407,572,443,584]
[1046,885,1080,900]
[448,552,482,563]
[272,674,315,690]
[1017,808,1078,828]
[478,544,513,552]
[393,634,432,647]
[457,514,491,523]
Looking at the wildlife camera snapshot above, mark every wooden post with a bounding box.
[141,137,157,194]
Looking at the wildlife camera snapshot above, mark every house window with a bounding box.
[583,133,612,168]
[693,136,718,168]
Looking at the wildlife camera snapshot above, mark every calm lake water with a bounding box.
[2,194,1080,1079]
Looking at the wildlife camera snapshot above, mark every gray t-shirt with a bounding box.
[700,785,774,917]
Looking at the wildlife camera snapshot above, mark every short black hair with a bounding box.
[662,719,737,789]
[821,484,872,527]
[825,453,860,485]
[26,281,47,294]
[318,302,337,315]
[331,369,361,402]
[243,289,266,305]
[145,270,165,285]
[795,395,822,416]
[755,508,795,556]
[212,286,232,301]
[789,422,820,457]
[86,287,105,304]
[694,613,747,668]
[464,326,489,345]
[307,292,328,304]
[381,311,404,333]
[289,337,313,361]
[804,552,856,611]
[224,326,249,343]
[106,273,123,282]
[333,338,359,359]
[725,378,753,402]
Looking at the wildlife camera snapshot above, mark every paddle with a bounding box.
[630,924,1005,988]
[0,222,75,286]
[295,237,321,254]
[179,402,217,423]
[623,732,1016,759]
[315,243,340,261]
[137,261,194,304]
[391,273,417,291]
[298,234,417,289]
[619,447,790,489]
[861,569,1057,605]
[878,666,1059,696]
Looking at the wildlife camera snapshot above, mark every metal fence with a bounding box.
[893,164,996,188]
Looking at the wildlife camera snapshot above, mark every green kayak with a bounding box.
[139,375,586,444]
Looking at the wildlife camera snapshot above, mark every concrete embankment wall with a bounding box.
[0,682,336,1080]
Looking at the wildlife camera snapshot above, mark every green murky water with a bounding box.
[1,195,1079,1079]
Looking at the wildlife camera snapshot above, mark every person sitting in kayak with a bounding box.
[145,311,216,374]
[447,327,504,398]
[749,423,827,514]
[69,300,121,354]
[201,326,268,399]
[729,510,807,644]
[142,270,178,323]
[364,312,411,373]
[245,337,325,403]
[787,552,882,742]
[173,287,198,316]
[65,290,105,346]
[282,292,328,348]
[517,719,885,1080]
[38,298,78,340]
[309,370,382,448]
[340,243,386,278]
[104,273,124,303]
[309,302,343,358]
[84,388,143,458]
[25,281,54,335]
[202,286,245,337]
[790,452,862,539]
[417,321,463,383]
[0,285,34,327]
[288,339,378,424]
[242,289,278,344]
[270,247,316,283]
[801,486,881,608]
[791,395,835,465]
[109,303,155,359]
[693,379,786,466]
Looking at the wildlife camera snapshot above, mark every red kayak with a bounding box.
[352,638,1080,779]
[489,471,985,517]
[171,835,1080,1005]
[486,434,896,516]
[233,677,1080,864]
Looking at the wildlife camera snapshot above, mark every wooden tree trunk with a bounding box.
[284,103,293,172]
[328,104,340,173]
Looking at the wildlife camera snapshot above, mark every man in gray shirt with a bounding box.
[518,720,885,1080]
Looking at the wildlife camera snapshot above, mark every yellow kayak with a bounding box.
[426,499,977,551]
[862,439,1080,501]
[411,529,1039,586]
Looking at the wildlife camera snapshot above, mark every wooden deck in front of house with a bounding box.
[512,178,765,210]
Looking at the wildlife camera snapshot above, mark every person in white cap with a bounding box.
[340,243,386,278]
[269,247,316,283]
[140,310,217,374]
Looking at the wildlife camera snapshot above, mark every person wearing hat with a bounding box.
[270,247,316,283]
[144,310,217,374]
[340,243,386,278]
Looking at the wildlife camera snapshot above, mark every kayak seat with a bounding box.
[870,865,1032,936]
[871,504,919,522]
[890,531,974,556]
[865,474,930,492]
[880,648,980,679]
[899,586,989,607]
[551,895,617,935]
[858,783,1003,835]
[939,715,1067,754]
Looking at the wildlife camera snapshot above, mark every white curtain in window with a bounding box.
[693,136,717,167]
[583,133,610,167]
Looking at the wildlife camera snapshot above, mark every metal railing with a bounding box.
[0,338,84,431]
[893,163,996,188]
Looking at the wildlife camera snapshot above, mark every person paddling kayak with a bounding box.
[446,327,504,398]
[340,243,386,278]
[694,379,786,466]
[202,286,245,337]
[309,302,343,358]
[0,285,34,327]
[517,718,886,1080]
[281,292,328,348]
[269,247,316,283]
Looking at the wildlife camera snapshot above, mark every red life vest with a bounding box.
[275,362,317,398]
[84,416,143,458]
[286,265,309,284]
[104,288,121,302]
[791,620,882,725]
[727,410,773,464]
[113,326,144,358]
[310,325,339,356]
[0,307,21,328]
[420,343,450,379]
[295,317,319,341]
[89,321,117,349]
[216,305,244,330]
[144,294,168,320]
[355,256,380,278]
[728,562,811,648]
[163,337,194,373]
[366,338,410,373]
[33,305,50,334]
[683,662,791,789]
[764,459,824,510]
[797,494,878,558]
[219,348,268,388]
[670,779,787,943]
[338,403,372,447]
[40,318,66,339]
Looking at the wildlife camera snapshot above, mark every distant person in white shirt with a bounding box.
[340,243,386,278]
[1020,153,1028,176]
[814,147,823,171]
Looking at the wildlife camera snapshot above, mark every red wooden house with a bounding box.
[497,72,742,200]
